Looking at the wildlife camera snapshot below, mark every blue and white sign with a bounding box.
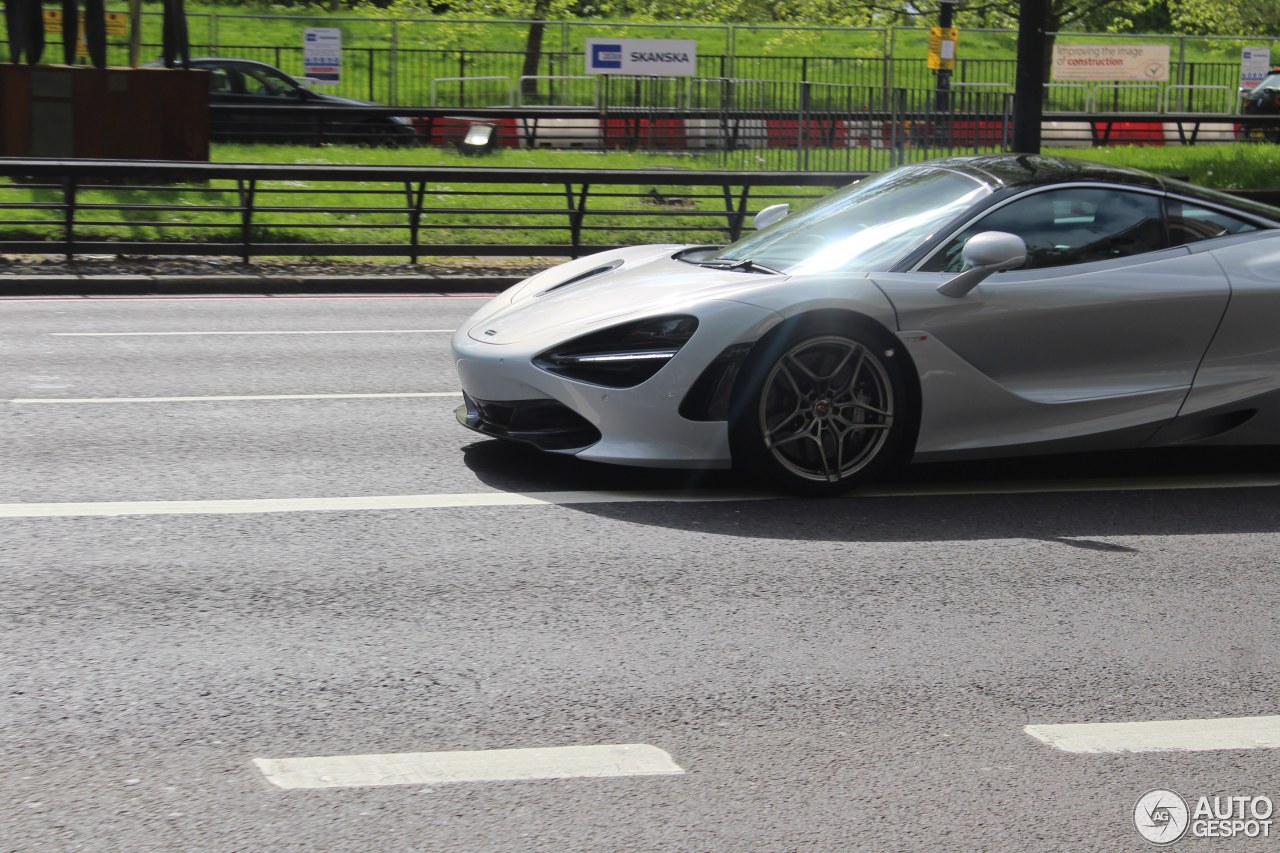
[303,27,342,85]
[1241,47,1271,90]
[585,38,697,77]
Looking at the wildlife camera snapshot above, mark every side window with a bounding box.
[923,188,1166,272]
[244,67,298,98]
[208,67,231,93]
[1167,199,1258,246]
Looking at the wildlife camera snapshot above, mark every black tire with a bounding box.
[729,318,912,496]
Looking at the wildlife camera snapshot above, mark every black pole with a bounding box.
[1012,0,1046,153]
[935,0,955,113]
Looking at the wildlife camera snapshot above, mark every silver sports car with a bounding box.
[452,154,1280,494]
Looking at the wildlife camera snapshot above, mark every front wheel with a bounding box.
[730,322,912,495]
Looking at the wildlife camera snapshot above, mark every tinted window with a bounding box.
[1249,73,1280,93]
[705,165,990,274]
[923,187,1166,272]
[208,67,231,93]
[241,65,300,98]
[1167,199,1258,246]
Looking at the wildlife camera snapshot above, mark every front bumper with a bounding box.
[451,298,781,468]
[455,393,601,452]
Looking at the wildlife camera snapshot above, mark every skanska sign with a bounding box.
[585,38,697,77]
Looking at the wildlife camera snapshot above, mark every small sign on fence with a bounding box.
[584,38,697,77]
[1240,47,1271,90]
[303,28,342,85]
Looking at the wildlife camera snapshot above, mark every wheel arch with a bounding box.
[731,307,923,463]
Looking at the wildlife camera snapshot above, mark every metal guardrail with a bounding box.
[3,158,1277,265]
[0,160,857,262]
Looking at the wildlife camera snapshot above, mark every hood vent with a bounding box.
[537,259,624,297]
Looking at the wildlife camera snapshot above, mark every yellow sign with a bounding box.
[928,26,959,71]
[41,9,128,40]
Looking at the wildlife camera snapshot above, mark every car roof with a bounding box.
[923,154,1280,222]
[187,57,281,69]
[144,57,288,71]
[925,153,1166,192]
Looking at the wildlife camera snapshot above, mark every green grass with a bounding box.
[1044,143,1280,189]
[217,139,1280,190]
[3,143,1278,252]
[8,4,1278,109]
[101,3,1280,63]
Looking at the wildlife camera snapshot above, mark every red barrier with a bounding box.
[764,119,849,148]
[1093,121,1166,146]
[602,117,687,149]
[950,120,1006,146]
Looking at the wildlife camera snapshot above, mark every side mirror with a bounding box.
[754,203,790,230]
[937,231,1027,298]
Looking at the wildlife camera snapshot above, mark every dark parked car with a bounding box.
[146,57,416,144]
[1239,67,1280,141]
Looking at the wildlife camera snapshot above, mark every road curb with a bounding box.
[0,274,520,296]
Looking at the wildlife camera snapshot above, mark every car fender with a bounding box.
[729,271,900,334]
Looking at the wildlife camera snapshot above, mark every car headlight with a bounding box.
[533,315,698,388]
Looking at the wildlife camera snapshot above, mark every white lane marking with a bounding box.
[253,744,685,789]
[859,472,1280,497]
[51,329,455,336]
[0,490,772,518]
[2,471,1278,518]
[1025,715,1280,754]
[10,392,463,404]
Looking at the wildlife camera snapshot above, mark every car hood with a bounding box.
[308,91,377,107]
[464,245,784,344]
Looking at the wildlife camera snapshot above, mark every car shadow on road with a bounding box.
[461,439,1280,543]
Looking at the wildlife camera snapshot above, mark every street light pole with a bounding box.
[1011,0,1046,152]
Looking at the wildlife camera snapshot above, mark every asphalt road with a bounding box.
[3,294,1279,852]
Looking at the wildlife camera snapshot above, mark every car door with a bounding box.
[874,185,1232,456]
[206,61,307,141]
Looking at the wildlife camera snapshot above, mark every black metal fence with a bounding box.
[101,41,1253,115]
[203,94,1262,172]
[4,159,1277,264]
[0,159,855,262]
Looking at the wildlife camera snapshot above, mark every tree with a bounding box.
[1167,0,1280,35]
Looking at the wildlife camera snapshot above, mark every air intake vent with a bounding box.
[537,260,624,296]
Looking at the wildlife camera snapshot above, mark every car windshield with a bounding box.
[704,165,991,274]
[1250,73,1280,92]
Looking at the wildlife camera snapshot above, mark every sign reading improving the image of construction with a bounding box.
[1052,43,1170,81]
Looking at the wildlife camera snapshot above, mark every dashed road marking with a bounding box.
[0,489,772,518]
[1025,715,1280,754]
[10,392,463,404]
[51,329,455,336]
[253,744,685,789]
[2,471,1278,518]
